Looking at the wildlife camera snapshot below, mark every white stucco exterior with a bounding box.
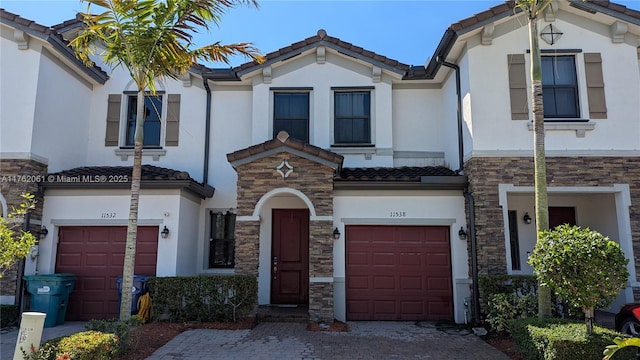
[2,1,640,321]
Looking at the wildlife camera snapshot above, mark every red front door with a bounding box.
[271,209,309,304]
[549,207,576,228]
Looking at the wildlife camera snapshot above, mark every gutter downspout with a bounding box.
[437,59,464,173]
[438,58,480,324]
[464,190,480,324]
[202,77,212,185]
[17,211,30,313]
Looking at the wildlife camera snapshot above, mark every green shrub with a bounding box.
[148,275,257,323]
[86,318,139,355]
[22,331,119,360]
[510,317,636,360]
[1,304,19,328]
[486,293,538,333]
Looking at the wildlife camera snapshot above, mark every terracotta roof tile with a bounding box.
[47,165,194,181]
[227,131,343,166]
[336,166,459,182]
[0,9,108,82]
[233,29,410,75]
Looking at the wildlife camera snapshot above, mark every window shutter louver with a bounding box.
[105,94,121,146]
[165,94,181,146]
[508,54,529,120]
[584,53,607,119]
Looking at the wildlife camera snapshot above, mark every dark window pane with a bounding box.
[209,211,236,268]
[334,91,371,144]
[541,56,578,118]
[126,95,162,146]
[273,93,309,143]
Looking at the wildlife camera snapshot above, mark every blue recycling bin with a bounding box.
[23,273,76,328]
[116,275,149,315]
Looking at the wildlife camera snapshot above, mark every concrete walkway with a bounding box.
[1,322,87,360]
[146,322,510,360]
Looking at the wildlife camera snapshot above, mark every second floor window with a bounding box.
[542,56,579,119]
[126,95,163,147]
[334,91,371,145]
[273,93,309,143]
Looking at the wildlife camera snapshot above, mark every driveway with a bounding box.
[146,322,509,360]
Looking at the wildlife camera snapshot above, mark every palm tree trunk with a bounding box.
[119,90,144,320]
[529,16,551,318]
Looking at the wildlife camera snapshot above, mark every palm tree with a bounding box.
[514,0,553,317]
[71,0,263,320]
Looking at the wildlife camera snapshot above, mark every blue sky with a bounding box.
[1,0,639,68]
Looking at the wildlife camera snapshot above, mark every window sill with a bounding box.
[527,121,595,138]
[114,148,167,161]
[330,145,377,160]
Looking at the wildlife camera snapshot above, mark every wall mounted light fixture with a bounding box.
[38,227,48,240]
[333,227,341,240]
[523,212,532,224]
[458,227,468,240]
[161,226,170,239]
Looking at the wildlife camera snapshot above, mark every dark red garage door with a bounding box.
[55,226,158,320]
[346,225,453,321]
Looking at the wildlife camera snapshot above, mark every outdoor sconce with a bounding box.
[333,227,341,240]
[161,226,170,239]
[38,227,48,240]
[458,227,467,241]
[523,212,532,225]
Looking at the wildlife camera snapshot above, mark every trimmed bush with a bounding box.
[147,275,257,323]
[22,331,119,360]
[0,304,19,328]
[486,293,537,333]
[510,317,636,360]
[86,318,139,355]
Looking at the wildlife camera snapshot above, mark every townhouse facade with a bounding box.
[1,0,639,323]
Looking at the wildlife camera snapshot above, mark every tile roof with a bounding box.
[0,9,108,83]
[43,165,214,198]
[336,166,459,182]
[232,29,411,77]
[227,131,343,168]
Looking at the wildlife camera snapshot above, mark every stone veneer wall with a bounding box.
[233,152,336,321]
[0,159,47,301]
[465,156,640,283]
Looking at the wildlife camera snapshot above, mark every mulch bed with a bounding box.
[482,333,526,360]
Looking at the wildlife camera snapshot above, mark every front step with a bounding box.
[256,305,309,323]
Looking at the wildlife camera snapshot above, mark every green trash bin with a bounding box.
[23,273,76,328]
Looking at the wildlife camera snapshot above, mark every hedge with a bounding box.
[510,317,636,360]
[147,275,257,323]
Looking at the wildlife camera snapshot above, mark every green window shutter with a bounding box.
[584,53,607,119]
[105,94,121,146]
[507,54,529,120]
[165,94,180,146]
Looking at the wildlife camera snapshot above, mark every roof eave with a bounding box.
[235,40,408,79]
[41,179,214,199]
[334,176,468,191]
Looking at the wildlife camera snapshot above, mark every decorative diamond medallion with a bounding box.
[540,24,563,45]
[276,160,293,179]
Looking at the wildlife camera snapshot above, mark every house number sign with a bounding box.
[101,212,116,219]
[389,211,407,218]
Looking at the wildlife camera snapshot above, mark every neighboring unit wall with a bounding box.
[0,159,47,303]
[465,156,640,278]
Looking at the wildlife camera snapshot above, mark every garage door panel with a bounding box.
[56,226,158,320]
[346,225,452,321]
[347,252,369,265]
[399,253,422,265]
[399,276,423,290]
[373,276,395,289]
[372,252,395,266]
